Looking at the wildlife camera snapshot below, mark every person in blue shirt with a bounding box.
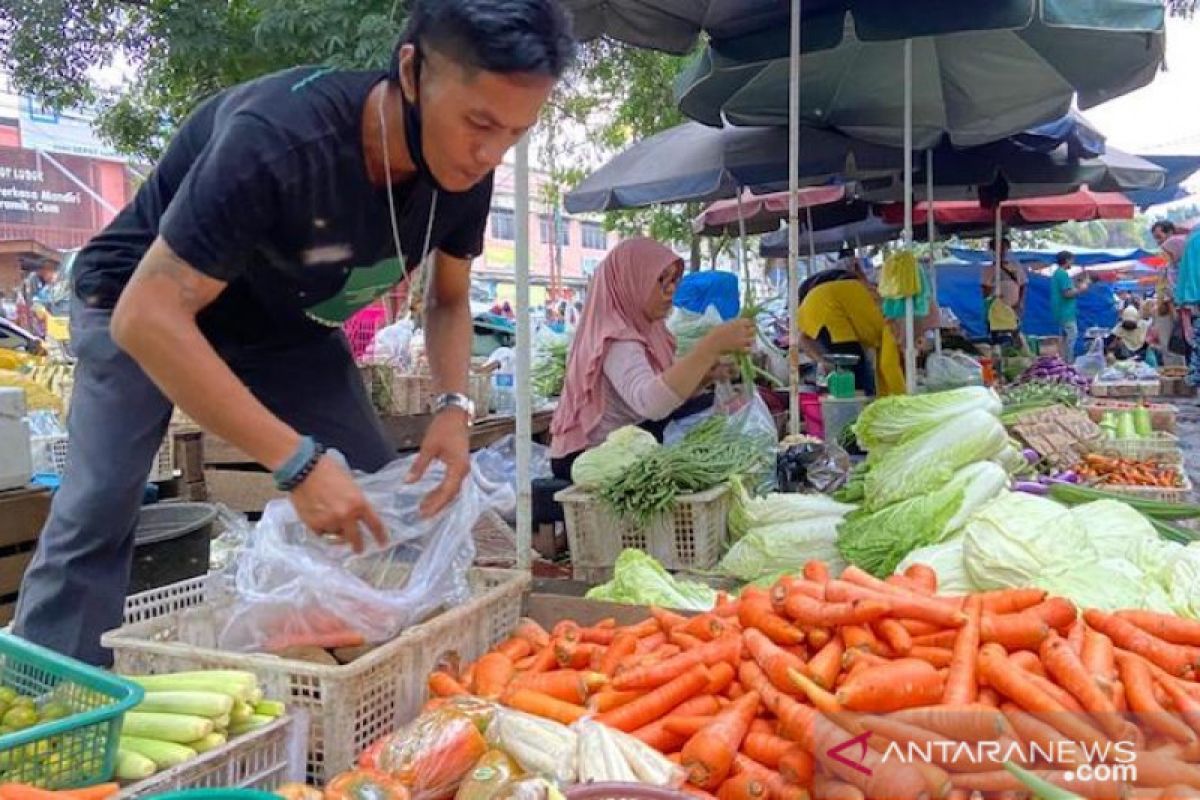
[1050,251,1087,358]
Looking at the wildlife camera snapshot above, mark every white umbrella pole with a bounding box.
[805,204,816,275]
[903,38,916,393]
[926,149,941,354]
[993,206,1003,300]
[514,136,532,571]
[737,191,748,288]
[786,0,801,435]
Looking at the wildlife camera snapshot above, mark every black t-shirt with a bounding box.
[73,66,492,348]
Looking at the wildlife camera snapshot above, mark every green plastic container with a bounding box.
[0,632,143,788]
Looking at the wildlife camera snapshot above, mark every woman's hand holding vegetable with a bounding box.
[699,319,756,359]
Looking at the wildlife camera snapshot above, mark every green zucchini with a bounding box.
[1047,482,1200,520]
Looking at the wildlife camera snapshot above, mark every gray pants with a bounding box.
[13,306,394,665]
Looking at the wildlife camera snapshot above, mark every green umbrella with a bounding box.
[676,1,1165,148]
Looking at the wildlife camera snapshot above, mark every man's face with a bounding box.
[401,46,556,193]
[1152,227,1169,246]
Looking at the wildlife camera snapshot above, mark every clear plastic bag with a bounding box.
[216,452,491,653]
[1074,337,1107,378]
[208,503,254,571]
[925,351,983,390]
[667,305,723,357]
[359,703,491,800]
[364,320,415,368]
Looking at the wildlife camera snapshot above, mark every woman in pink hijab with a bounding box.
[549,238,755,480]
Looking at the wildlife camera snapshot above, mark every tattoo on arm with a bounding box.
[133,240,223,313]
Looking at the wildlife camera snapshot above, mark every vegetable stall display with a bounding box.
[388,560,1200,800]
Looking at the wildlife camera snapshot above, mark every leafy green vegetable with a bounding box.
[728,476,856,541]
[863,409,1009,510]
[585,549,716,610]
[839,461,1009,577]
[896,539,975,594]
[854,386,1002,451]
[532,338,569,398]
[572,426,660,490]
[962,492,1091,590]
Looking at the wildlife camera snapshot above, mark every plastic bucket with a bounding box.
[131,502,218,594]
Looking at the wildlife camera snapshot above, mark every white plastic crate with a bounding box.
[555,485,730,583]
[107,567,529,784]
[116,713,307,798]
[1093,431,1184,464]
[1100,472,1195,505]
[31,432,175,482]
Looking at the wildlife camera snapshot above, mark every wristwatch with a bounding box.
[432,392,475,426]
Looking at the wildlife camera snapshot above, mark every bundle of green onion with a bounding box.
[532,338,569,398]
[598,416,770,525]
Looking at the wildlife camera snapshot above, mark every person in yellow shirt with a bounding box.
[797,278,906,396]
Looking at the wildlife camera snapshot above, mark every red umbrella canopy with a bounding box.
[693,186,847,235]
[878,188,1134,227]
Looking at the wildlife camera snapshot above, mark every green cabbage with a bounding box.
[962,491,1093,589]
[571,426,659,490]
[585,549,716,610]
[896,538,975,594]
[1169,545,1200,619]
[839,461,1008,577]
[1037,558,1174,614]
[729,476,856,541]
[863,409,1009,510]
[854,387,1002,450]
[1068,500,1160,560]
[720,518,846,582]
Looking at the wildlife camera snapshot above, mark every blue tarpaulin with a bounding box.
[948,245,1155,267]
[935,262,1117,355]
[673,270,741,320]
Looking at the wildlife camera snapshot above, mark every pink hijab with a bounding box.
[550,238,680,457]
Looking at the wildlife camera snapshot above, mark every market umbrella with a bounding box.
[878,188,1136,227]
[691,186,863,236]
[675,2,1165,148]
[563,122,905,213]
[1125,155,1200,209]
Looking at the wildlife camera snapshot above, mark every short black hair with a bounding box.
[1056,251,1073,266]
[1152,220,1177,236]
[392,0,575,80]
[988,237,1011,251]
[837,247,854,260]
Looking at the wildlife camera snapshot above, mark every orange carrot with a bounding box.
[943,594,982,705]
[897,619,943,637]
[978,643,1109,750]
[741,732,795,769]
[806,627,831,650]
[614,635,740,691]
[666,715,720,738]
[732,753,798,800]
[1155,672,1200,739]
[891,703,1012,742]
[1026,597,1080,632]
[980,612,1050,650]
[903,563,938,594]
[1023,668,1088,713]
[788,667,842,714]
[428,671,468,697]
[1118,610,1200,648]
[1086,609,1199,679]
[598,663,711,732]
[65,785,122,800]
[553,619,582,642]
[743,629,806,696]
[580,625,617,645]
[511,669,606,704]
[1116,650,1198,745]
[588,688,644,714]
[840,624,882,655]
[836,658,944,712]
[632,694,722,751]
[806,637,845,690]
[979,587,1047,615]
[651,606,690,632]
[555,640,603,670]
[717,773,767,800]
[908,646,954,669]
[1082,627,1117,683]
[622,617,661,638]
[739,591,805,646]
[501,687,586,725]
[778,748,814,788]
[473,652,515,698]
[1039,632,1137,743]
[912,629,959,649]
[1067,618,1086,654]
[681,691,761,789]
[599,632,639,676]
[1009,648,1047,677]
[706,661,737,696]
[673,631,708,651]
[682,613,729,643]
[637,631,668,653]
[496,636,533,662]
[827,579,965,628]
[802,561,830,584]
[876,618,913,655]
[783,593,890,628]
[514,618,551,649]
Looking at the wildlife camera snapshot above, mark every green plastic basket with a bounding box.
[0,633,143,788]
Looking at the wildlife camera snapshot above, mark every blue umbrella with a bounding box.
[1126,155,1200,209]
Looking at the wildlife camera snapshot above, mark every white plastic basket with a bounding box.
[31,433,174,482]
[555,485,730,583]
[116,713,307,798]
[107,568,529,784]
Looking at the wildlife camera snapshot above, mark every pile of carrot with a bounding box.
[427,561,1200,800]
[1075,454,1184,488]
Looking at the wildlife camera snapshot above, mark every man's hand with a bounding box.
[408,408,471,517]
[289,456,387,553]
